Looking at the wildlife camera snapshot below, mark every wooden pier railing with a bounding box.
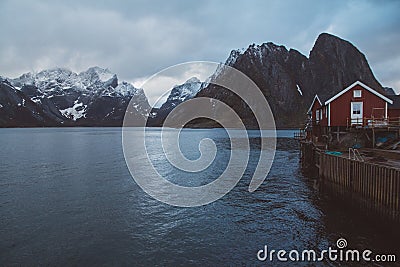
[317,151,400,222]
[346,116,400,128]
[294,129,306,140]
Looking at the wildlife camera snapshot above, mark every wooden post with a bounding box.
[336,126,339,142]
[372,128,375,148]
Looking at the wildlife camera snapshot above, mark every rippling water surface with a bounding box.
[0,128,399,266]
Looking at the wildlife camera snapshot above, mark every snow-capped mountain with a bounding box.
[0,67,150,126]
[147,77,204,126]
[163,77,202,105]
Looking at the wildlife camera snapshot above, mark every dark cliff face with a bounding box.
[0,81,58,127]
[307,33,383,101]
[195,33,385,128]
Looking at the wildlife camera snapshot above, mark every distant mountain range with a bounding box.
[0,67,150,127]
[0,33,396,128]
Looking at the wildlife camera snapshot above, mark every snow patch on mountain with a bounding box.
[31,97,42,104]
[114,81,139,96]
[249,44,264,63]
[169,77,202,102]
[225,48,245,66]
[296,84,303,96]
[59,100,87,121]
[205,48,247,87]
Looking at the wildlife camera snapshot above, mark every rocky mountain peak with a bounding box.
[225,49,246,66]
[80,67,116,83]
[308,32,383,100]
[310,32,365,65]
[114,81,142,97]
[311,33,350,53]
[146,77,203,126]
[168,77,202,102]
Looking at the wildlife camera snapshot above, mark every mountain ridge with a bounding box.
[0,33,396,128]
[0,67,150,127]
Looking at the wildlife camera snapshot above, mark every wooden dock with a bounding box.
[301,141,400,222]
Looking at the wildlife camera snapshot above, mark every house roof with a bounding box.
[324,81,393,105]
[307,94,322,113]
[389,95,400,109]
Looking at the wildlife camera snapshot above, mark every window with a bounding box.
[316,110,320,122]
[352,103,362,114]
[351,102,363,125]
[353,90,362,98]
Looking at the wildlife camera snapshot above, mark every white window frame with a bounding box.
[351,102,363,125]
[353,90,362,98]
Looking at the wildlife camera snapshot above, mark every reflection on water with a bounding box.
[0,128,398,266]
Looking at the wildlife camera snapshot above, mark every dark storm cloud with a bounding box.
[0,0,399,101]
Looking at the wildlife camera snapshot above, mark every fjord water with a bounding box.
[0,128,398,266]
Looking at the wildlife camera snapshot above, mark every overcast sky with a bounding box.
[0,0,399,104]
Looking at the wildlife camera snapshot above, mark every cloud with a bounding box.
[0,0,205,79]
[0,0,399,96]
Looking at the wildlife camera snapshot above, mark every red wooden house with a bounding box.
[308,81,393,130]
